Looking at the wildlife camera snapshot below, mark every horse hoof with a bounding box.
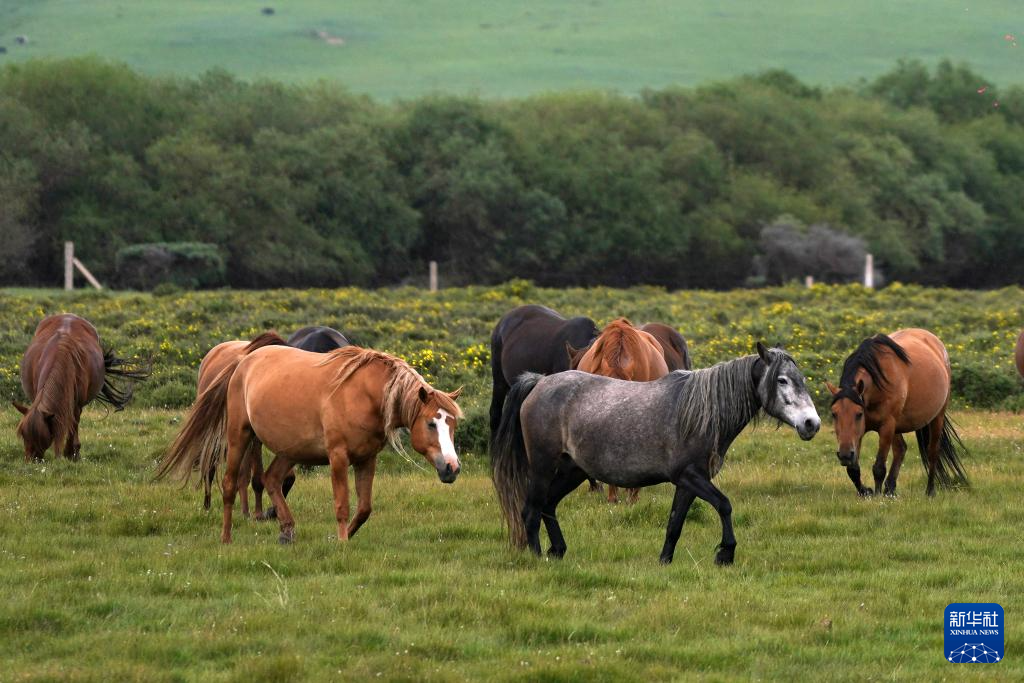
[659,555,673,565]
[278,530,294,545]
[884,489,897,498]
[858,488,874,498]
[547,547,566,559]
[715,545,735,565]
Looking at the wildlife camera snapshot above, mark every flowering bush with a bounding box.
[2,283,1021,453]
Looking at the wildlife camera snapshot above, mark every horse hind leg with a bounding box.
[221,425,252,544]
[659,484,697,564]
[262,455,298,544]
[884,434,907,497]
[542,465,588,558]
[924,414,945,497]
[522,450,559,556]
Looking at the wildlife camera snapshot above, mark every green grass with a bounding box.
[0,1,1021,98]
[1,404,1020,680]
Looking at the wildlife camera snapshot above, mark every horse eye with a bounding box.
[426,421,437,430]
[855,413,863,420]
[777,377,788,385]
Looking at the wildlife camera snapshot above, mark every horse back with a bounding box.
[197,341,248,394]
[287,326,350,353]
[880,329,951,430]
[494,305,597,380]
[640,323,691,371]
[21,314,104,402]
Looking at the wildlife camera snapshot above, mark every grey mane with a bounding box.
[673,355,761,464]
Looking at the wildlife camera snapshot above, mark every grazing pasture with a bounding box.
[0,283,1022,678]
[0,1,1020,97]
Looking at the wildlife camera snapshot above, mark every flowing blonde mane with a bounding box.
[316,346,463,453]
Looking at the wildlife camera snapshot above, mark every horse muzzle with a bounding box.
[836,450,856,467]
[435,459,460,484]
[797,417,820,441]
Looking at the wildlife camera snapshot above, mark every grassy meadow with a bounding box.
[1,284,1023,679]
[1,1,1021,97]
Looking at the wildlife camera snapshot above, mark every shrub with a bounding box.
[115,242,225,291]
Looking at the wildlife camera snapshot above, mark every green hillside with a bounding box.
[1,0,1021,98]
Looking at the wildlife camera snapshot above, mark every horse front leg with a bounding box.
[680,468,736,565]
[884,434,907,497]
[659,484,697,564]
[872,422,896,495]
[64,406,83,461]
[263,455,298,544]
[328,446,351,541]
[347,458,376,539]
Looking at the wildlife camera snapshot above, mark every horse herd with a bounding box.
[11,304,975,565]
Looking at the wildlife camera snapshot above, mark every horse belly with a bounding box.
[567,423,671,488]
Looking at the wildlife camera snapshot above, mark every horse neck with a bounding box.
[676,355,761,454]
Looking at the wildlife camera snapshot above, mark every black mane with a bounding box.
[833,334,910,404]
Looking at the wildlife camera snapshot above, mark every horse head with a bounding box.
[826,378,868,466]
[409,386,464,483]
[754,342,820,441]
[13,402,53,461]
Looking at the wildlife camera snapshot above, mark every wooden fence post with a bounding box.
[864,254,874,289]
[429,261,438,292]
[64,241,74,291]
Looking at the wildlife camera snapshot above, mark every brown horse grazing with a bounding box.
[570,319,670,503]
[13,313,148,461]
[637,322,692,372]
[157,342,463,545]
[827,329,968,497]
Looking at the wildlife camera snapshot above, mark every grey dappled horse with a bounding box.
[491,343,820,565]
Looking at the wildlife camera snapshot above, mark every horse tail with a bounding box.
[914,419,969,490]
[491,371,542,549]
[98,349,151,410]
[156,332,284,488]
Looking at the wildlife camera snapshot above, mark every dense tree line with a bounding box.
[2,57,1023,289]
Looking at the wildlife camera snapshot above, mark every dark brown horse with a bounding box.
[158,341,463,545]
[489,305,598,442]
[195,326,351,517]
[570,318,670,503]
[637,322,692,372]
[13,314,148,461]
[827,329,968,497]
[1015,329,1024,379]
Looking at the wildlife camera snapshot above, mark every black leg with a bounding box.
[542,467,588,558]
[522,455,558,556]
[679,471,736,566]
[846,465,872,497]
[659,484,697,564]
[282,471,295,499]
[872,458,886,495]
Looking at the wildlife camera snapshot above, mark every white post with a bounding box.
[429,260,438,292]
[864,253,874,289]
[73,258,103,290]
[804,275,814,288]
[64,241,74,291]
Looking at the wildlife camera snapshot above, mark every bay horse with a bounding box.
[1015,329,1024,378]
[637,322,692,372]
[569,318,670,503]
[492,343,819,565]
[827,329,968,497]
[489,305,598,443]
[157,342,463,545]
[13,313,149,461]
[196,326,351,516]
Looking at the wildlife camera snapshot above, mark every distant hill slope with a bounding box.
[0,0,1020,98]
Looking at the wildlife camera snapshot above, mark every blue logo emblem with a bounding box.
[945,603,1003,663]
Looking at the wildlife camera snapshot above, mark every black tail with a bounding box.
[491,372,542,549]
[98,349,152,410]
[915,419,969,491]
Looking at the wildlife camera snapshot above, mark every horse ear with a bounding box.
[824,381,839,396]
[12,401,28,415]
[756,341,771,362]
[447,386,463,401]
[856,378,865,395]
[418,386,430,404]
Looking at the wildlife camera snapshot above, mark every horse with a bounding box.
[157,341,463,545]
[492,343,820,565]
[489,305,598,445]
[637,322,692,372]
[826,329,968,497]
[568,318,670,504]
[13,314,149,461]
[195,326,351,517]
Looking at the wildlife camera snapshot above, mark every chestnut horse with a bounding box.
[827,329,968,497]
[157,342,463,544]
[569,319,670,503]
[14,313,148,461]
[196,326,351,517]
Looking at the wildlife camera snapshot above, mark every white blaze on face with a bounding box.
[434,409,459,470]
